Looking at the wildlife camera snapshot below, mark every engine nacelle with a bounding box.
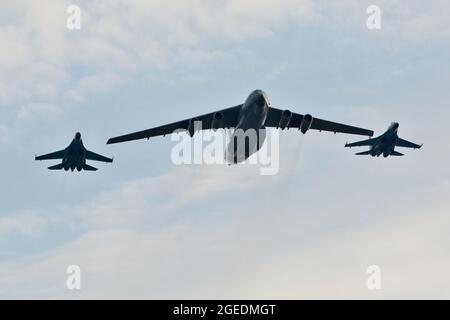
[63,160,69,171]
[211,112,224,130]
[300,114,313,134]
[187,117,201,137]
[278,110,292,130]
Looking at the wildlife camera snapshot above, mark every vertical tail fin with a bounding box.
[390,151,404,156]
[355,150,372,156]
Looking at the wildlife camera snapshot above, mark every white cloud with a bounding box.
[1,0,449,299]
[65,72,121,102]
[17,103,61,120]
[1,157,450,299]
[0,0,315,116]
[0,126,8,144]
[2,0,448,117]
[0,211,60,237]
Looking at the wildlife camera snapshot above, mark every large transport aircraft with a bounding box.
[107,90,374,163]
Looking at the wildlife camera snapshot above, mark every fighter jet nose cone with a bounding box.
[75,132,81,140]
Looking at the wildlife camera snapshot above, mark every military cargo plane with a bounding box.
[345,122,422,157]
[35,132,113,171]
[107,90,374,163]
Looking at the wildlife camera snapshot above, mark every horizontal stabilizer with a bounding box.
[355,150,372,156]
[48,163,64,170]
[391,150,404,156]
[83,164,98,171]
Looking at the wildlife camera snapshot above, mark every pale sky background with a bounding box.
[0,0,450,299]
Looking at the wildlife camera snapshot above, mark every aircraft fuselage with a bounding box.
[370,123,399,157]
[227,90,270,162]
[62,133,87,171]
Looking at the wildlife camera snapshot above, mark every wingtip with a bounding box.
[107,137,124,145]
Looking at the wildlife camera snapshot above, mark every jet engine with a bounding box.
[300,114,313,134]
[211,112,224,130]
[278,110,292,130]
[187,117,201,137]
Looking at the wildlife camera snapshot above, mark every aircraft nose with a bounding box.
[75,132,81,140]
[255,93,266,107]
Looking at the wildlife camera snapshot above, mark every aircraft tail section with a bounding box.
[48,163,64,170]
[83,164,98,171]
[391,150,404,156]
[355,150,371,156]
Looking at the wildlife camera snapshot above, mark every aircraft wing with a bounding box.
[265,107,374,136]
[107,105,243,144]
[344,138,378,148]
[396,138,422,149]
[35,149,65,161]
[86,150,113,163]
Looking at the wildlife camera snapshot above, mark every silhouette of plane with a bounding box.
[107,90,374,163]
[345,122,422,157]
[35,132,113,171]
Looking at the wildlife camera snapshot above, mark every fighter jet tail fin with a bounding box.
[83,164,98,171]
[48,163,64,170]
[355,150,371,156]
[391,151,404,156]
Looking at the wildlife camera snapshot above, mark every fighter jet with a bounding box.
[345,122,422,157]
[35,132,113,171]
[107,90,374,163]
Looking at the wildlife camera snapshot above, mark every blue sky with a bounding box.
[1,0,450,298]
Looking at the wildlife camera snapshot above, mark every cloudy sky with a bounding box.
[1,0,449,299]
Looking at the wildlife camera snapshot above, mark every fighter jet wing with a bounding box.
[107,105,243,144]
[86,150,113,163]
[265,107,374,136]
[35,149,65,161]
[344,138,378,148]
[396,138,422,149]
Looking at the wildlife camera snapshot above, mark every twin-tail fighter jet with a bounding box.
[35,132,113,171]
[345,122,422,157]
